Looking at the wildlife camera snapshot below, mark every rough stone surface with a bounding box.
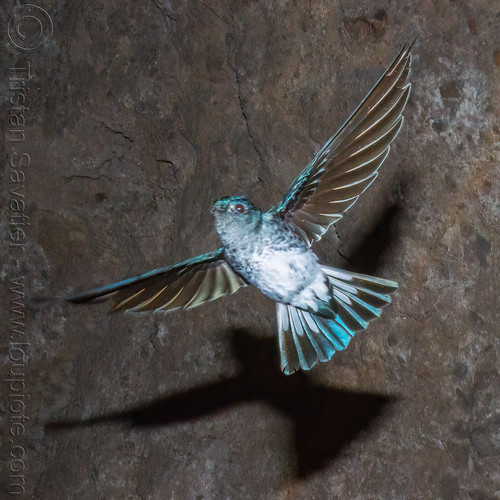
[1,1,498,498]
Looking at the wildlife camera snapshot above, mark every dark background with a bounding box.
[1,1,498,498]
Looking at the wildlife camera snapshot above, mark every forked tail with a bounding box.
[276,265,398,375]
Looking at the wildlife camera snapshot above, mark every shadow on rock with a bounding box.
[345,202,402,275]
[46,330,394,477]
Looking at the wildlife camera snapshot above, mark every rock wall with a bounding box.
[1,1,498,498]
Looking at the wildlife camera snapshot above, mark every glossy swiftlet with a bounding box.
[67,43,413,375]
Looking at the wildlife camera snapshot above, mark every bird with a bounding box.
[67,43,413,375]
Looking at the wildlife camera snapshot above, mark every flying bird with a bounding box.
[68,43,413,375]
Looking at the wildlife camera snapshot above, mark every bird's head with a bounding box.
[211,196,262,243]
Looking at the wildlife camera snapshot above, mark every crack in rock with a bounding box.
[227,51,264,168]
[65,174,104,181]
[156,158,178,182]
[99,121,134,144]
[151,0,179,23]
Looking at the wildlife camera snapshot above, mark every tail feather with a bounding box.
[277,304,335,374]
[277,266,398,375]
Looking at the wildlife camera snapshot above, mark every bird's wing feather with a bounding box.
[271,42,413,244]
[66,248,246,313]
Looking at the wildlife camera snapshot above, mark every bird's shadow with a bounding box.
[46,330,394,478]
[346,203,401,275]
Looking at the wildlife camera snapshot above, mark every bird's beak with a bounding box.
[211,201,223,214]
[212,196,232,214]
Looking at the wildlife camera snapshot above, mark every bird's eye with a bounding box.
[233,203,246,214]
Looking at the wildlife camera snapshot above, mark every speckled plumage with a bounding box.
[213,198,334,316]
[67,43,413,374]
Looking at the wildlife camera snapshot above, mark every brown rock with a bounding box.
[1,1,498,498]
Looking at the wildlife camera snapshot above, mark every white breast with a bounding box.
[221,212,330,310]
[246,244,326,308]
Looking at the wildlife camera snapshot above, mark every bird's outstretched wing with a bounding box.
[67,248,246,313]
[271,42,413,244]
